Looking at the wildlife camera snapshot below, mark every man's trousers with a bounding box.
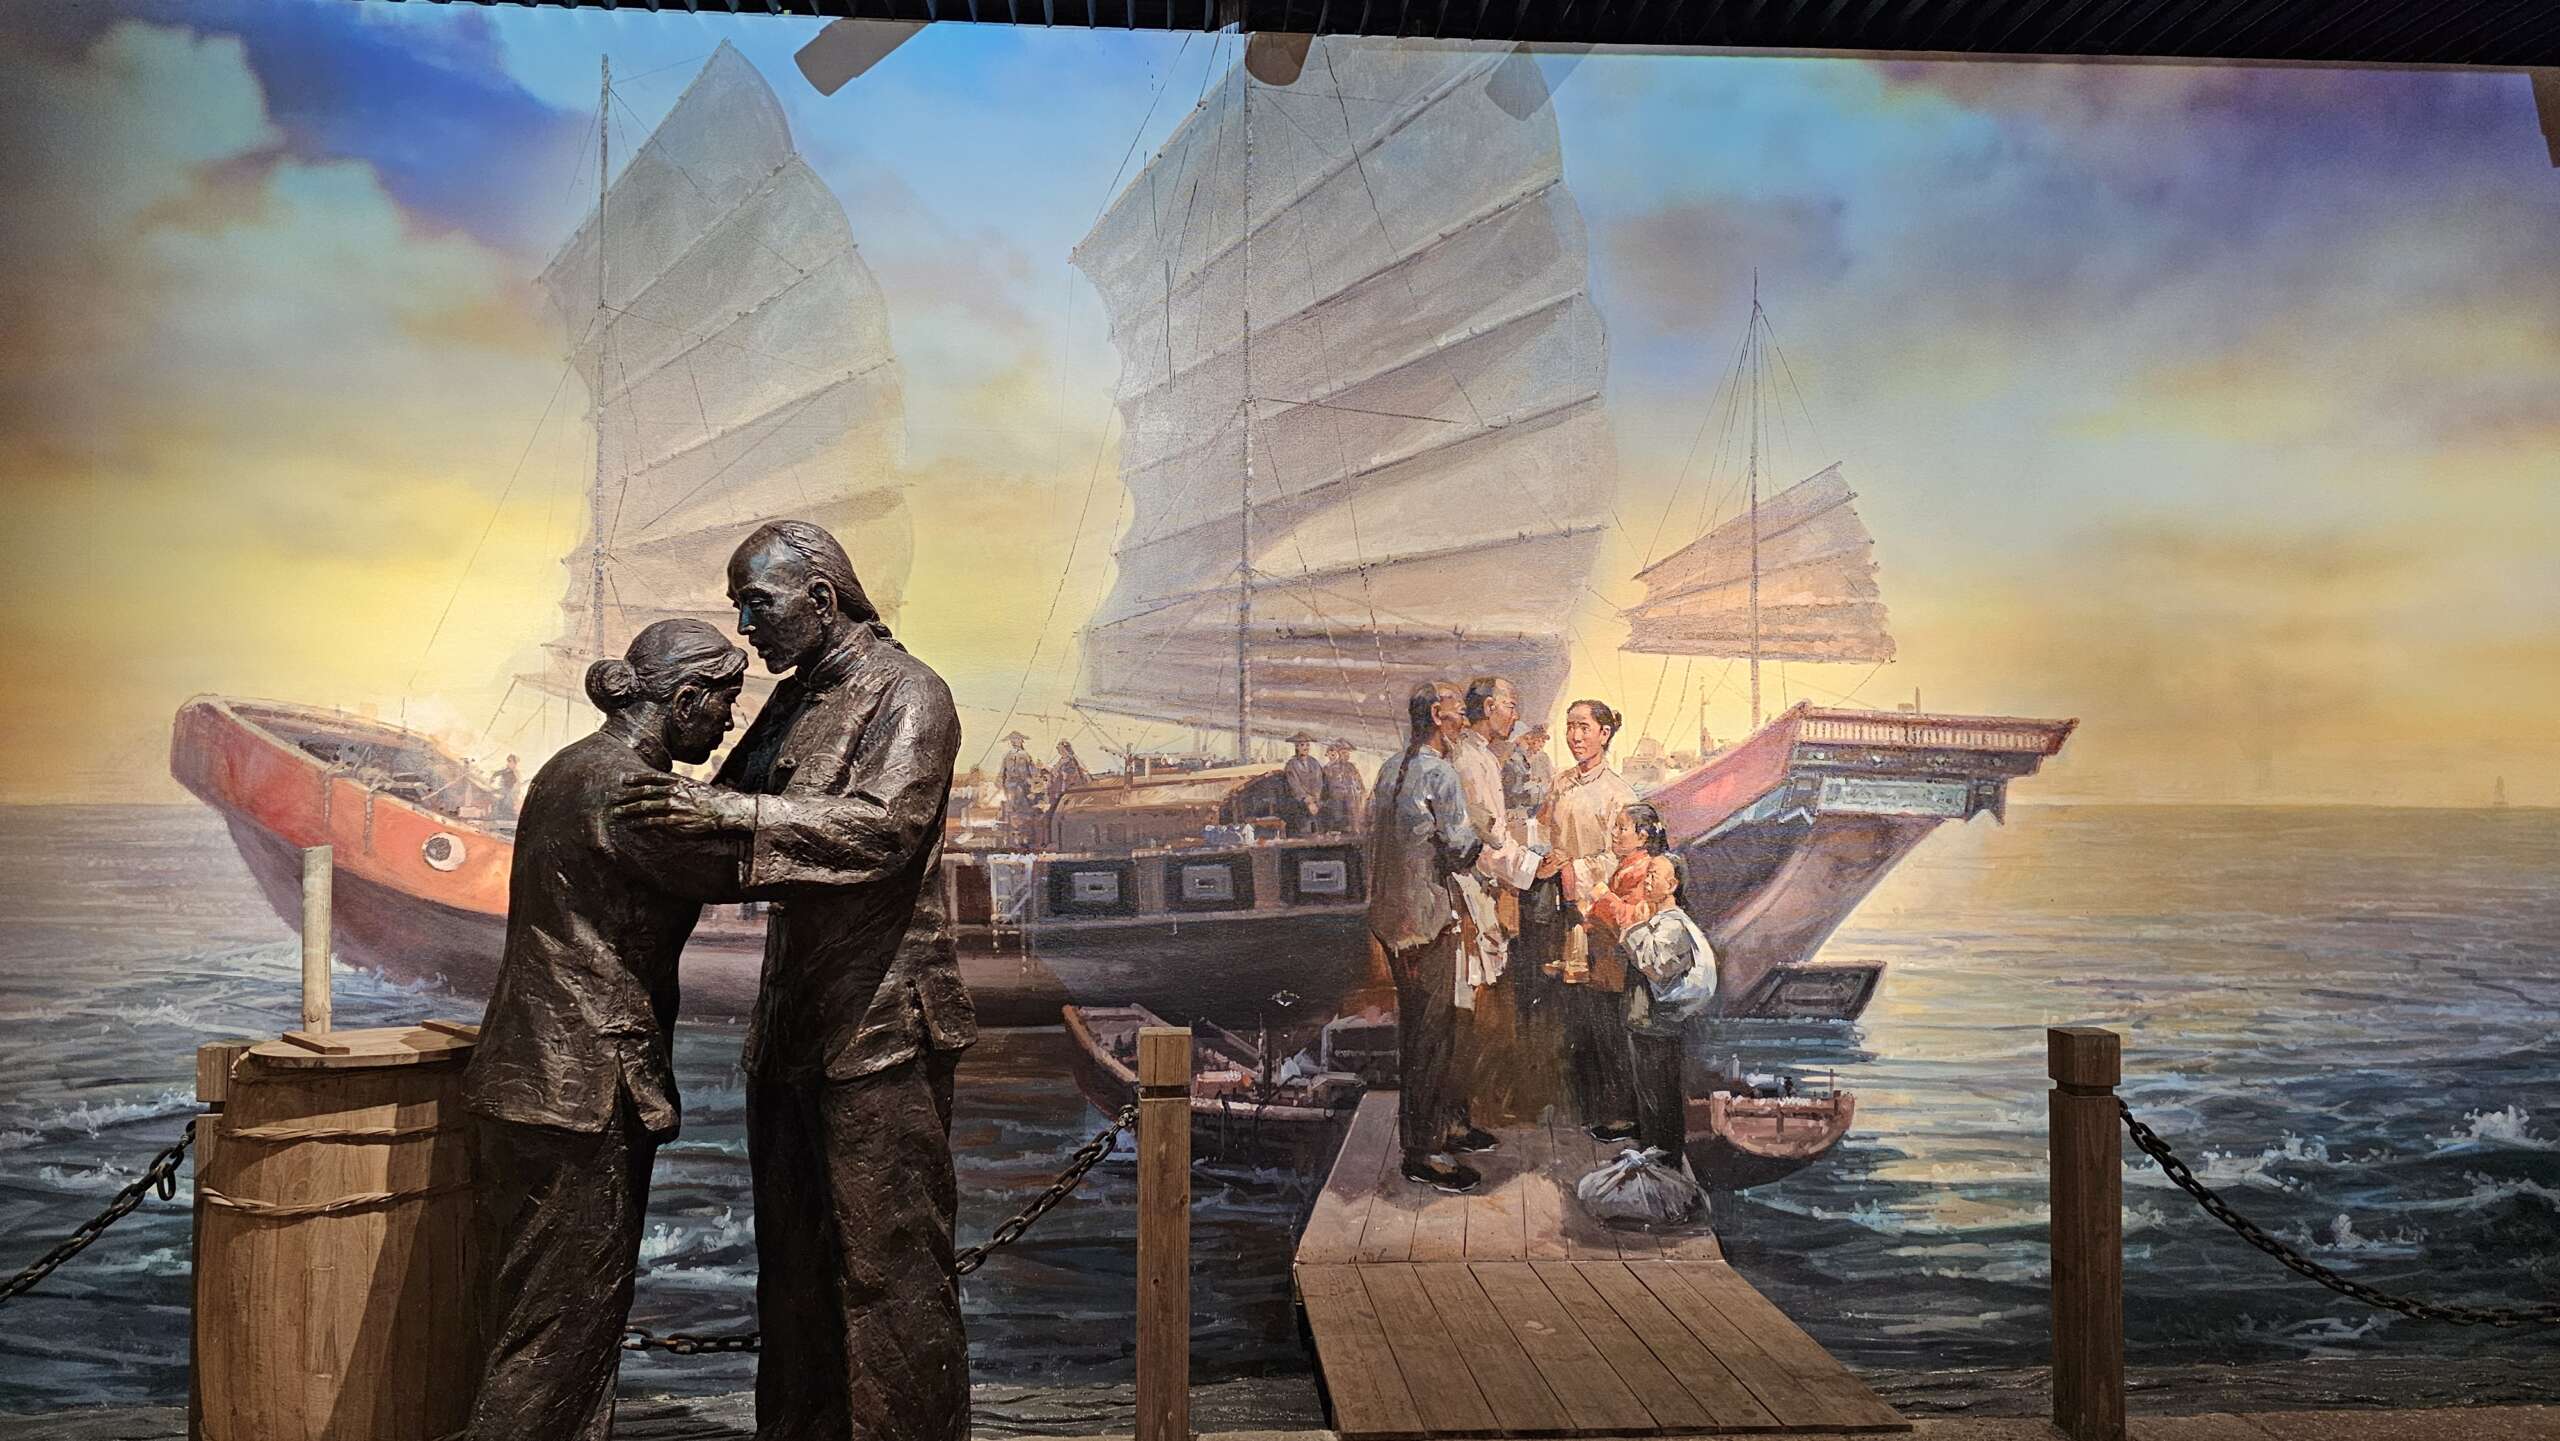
[1383,928,1463,1161]
[748,1050,967,1441]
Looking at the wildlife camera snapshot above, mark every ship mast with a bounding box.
[1746,271,1763,729]
[587,56,612,663]
[1234,60,1255,761]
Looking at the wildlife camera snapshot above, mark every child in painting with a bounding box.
[1565,802,1695,1159]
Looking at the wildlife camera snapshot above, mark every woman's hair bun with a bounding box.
[584,657,641,712]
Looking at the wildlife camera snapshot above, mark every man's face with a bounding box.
[667,681,742,765]
[1564,705,1612,766]
[1484,680,1519,739]
[727,540,831,675]
[1431,685,1466,739]
[1294,740,1311,757]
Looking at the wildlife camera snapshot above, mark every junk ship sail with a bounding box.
[1000,35,1619,1019]
[169,45,928,1019]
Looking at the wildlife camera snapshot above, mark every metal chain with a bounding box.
[0,1120,196,1306]
[953,1103,1136,1276]
[624,1103,1139,1356]
[2118,1099,2560,1327]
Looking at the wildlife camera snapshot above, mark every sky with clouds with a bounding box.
[0,1,2551,804]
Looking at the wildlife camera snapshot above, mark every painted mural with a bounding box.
[0,0,2554,1429]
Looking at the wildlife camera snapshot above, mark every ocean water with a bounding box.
[1,803,2555,1421]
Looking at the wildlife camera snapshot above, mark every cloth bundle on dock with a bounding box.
[1575,1146,1706,1229]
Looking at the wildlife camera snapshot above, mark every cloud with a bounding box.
[1910,513,2560,803]
[0,19,568,801]
[1600,196,1850,339]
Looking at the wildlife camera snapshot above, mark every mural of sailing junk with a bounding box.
[1016,36,1620,1022]
[1624,296,2075,1020]
[1041,36,2072,1024]
[164,37,2068,1028]
[162,45,1042,1020]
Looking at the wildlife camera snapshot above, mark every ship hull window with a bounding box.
[1164,855,1253,913]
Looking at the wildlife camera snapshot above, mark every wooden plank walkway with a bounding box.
[1294,1094,1907,1438]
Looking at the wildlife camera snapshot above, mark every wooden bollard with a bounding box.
[300,845,332,1035]
[2049,1026,2125,1441]
[1135,1026,1192,1441]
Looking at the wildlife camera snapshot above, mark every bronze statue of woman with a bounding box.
[459,618,749,1441]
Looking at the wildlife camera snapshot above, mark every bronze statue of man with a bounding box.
[616,520,976,1441]
[461,619,749,1441]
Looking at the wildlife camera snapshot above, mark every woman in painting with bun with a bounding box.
[460,618,749,1441]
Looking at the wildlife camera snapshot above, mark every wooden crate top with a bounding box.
[243,1020,479,1070]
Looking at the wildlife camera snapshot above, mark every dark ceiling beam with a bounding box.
[2482,2,2560,65]
[358,0,2559,63]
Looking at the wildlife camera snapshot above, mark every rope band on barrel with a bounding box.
[222,1120,459,1142]
[198,1180,471,1220]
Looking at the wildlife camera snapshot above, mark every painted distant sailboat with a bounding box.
[2493,776,2509,809]
[1621,292,2075,1019]
[170,45,923,1018]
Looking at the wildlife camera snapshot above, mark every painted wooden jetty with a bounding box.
[1293,1093,1908,1438]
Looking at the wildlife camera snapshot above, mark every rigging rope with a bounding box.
[405,359,582,693]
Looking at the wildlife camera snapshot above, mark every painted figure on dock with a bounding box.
[1506,724,1553,826]
[461,619,749,1441]
[999,731,1037,844]
[1283,731,1327,836]
[1319,738,1366,835]
[1048,739,1089,804]
[1536,699,1640,1140]
[1571,801,1697,1161]
[615,520,976,1441]
[1452,675,1545,1127]
[1366,681,1485,1194]
[490,753,521,826]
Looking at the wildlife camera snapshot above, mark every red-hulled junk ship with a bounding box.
[1617,294,2075,1019]
[168,46,914,1019]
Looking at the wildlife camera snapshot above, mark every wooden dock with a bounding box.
[1294,1094,1908,1438]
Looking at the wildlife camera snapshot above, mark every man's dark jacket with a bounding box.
[716,625,976,1080]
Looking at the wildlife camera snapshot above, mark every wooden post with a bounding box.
[2049,1026,2124,1441]
[1135,1026,1192,1441]
[300,845,332,1036]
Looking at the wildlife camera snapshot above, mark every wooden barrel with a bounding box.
[192,1023,480,1441]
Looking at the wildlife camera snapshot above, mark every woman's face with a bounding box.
[667,679,743,765]
[1610,809,1641,857]
[1565,704,1612,767]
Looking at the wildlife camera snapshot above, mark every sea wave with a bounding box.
[2273,1212,2429,1259]
[2125,1132,2384,1193]
[0,1129,40,1151]
[1756,1193,2167,1239]
[34,1089,196,1139]
[640,1207,754,1263]
[106,1000,220,1033]
[35,1160,141,1192]
[2360,1171,2560,1217]
[71,1246,191,1279]
[2233,1312,2395,1350]
[1867,1304,2047,1338]
[638,1261,758,1291]
[2431,1105,2556,1153]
